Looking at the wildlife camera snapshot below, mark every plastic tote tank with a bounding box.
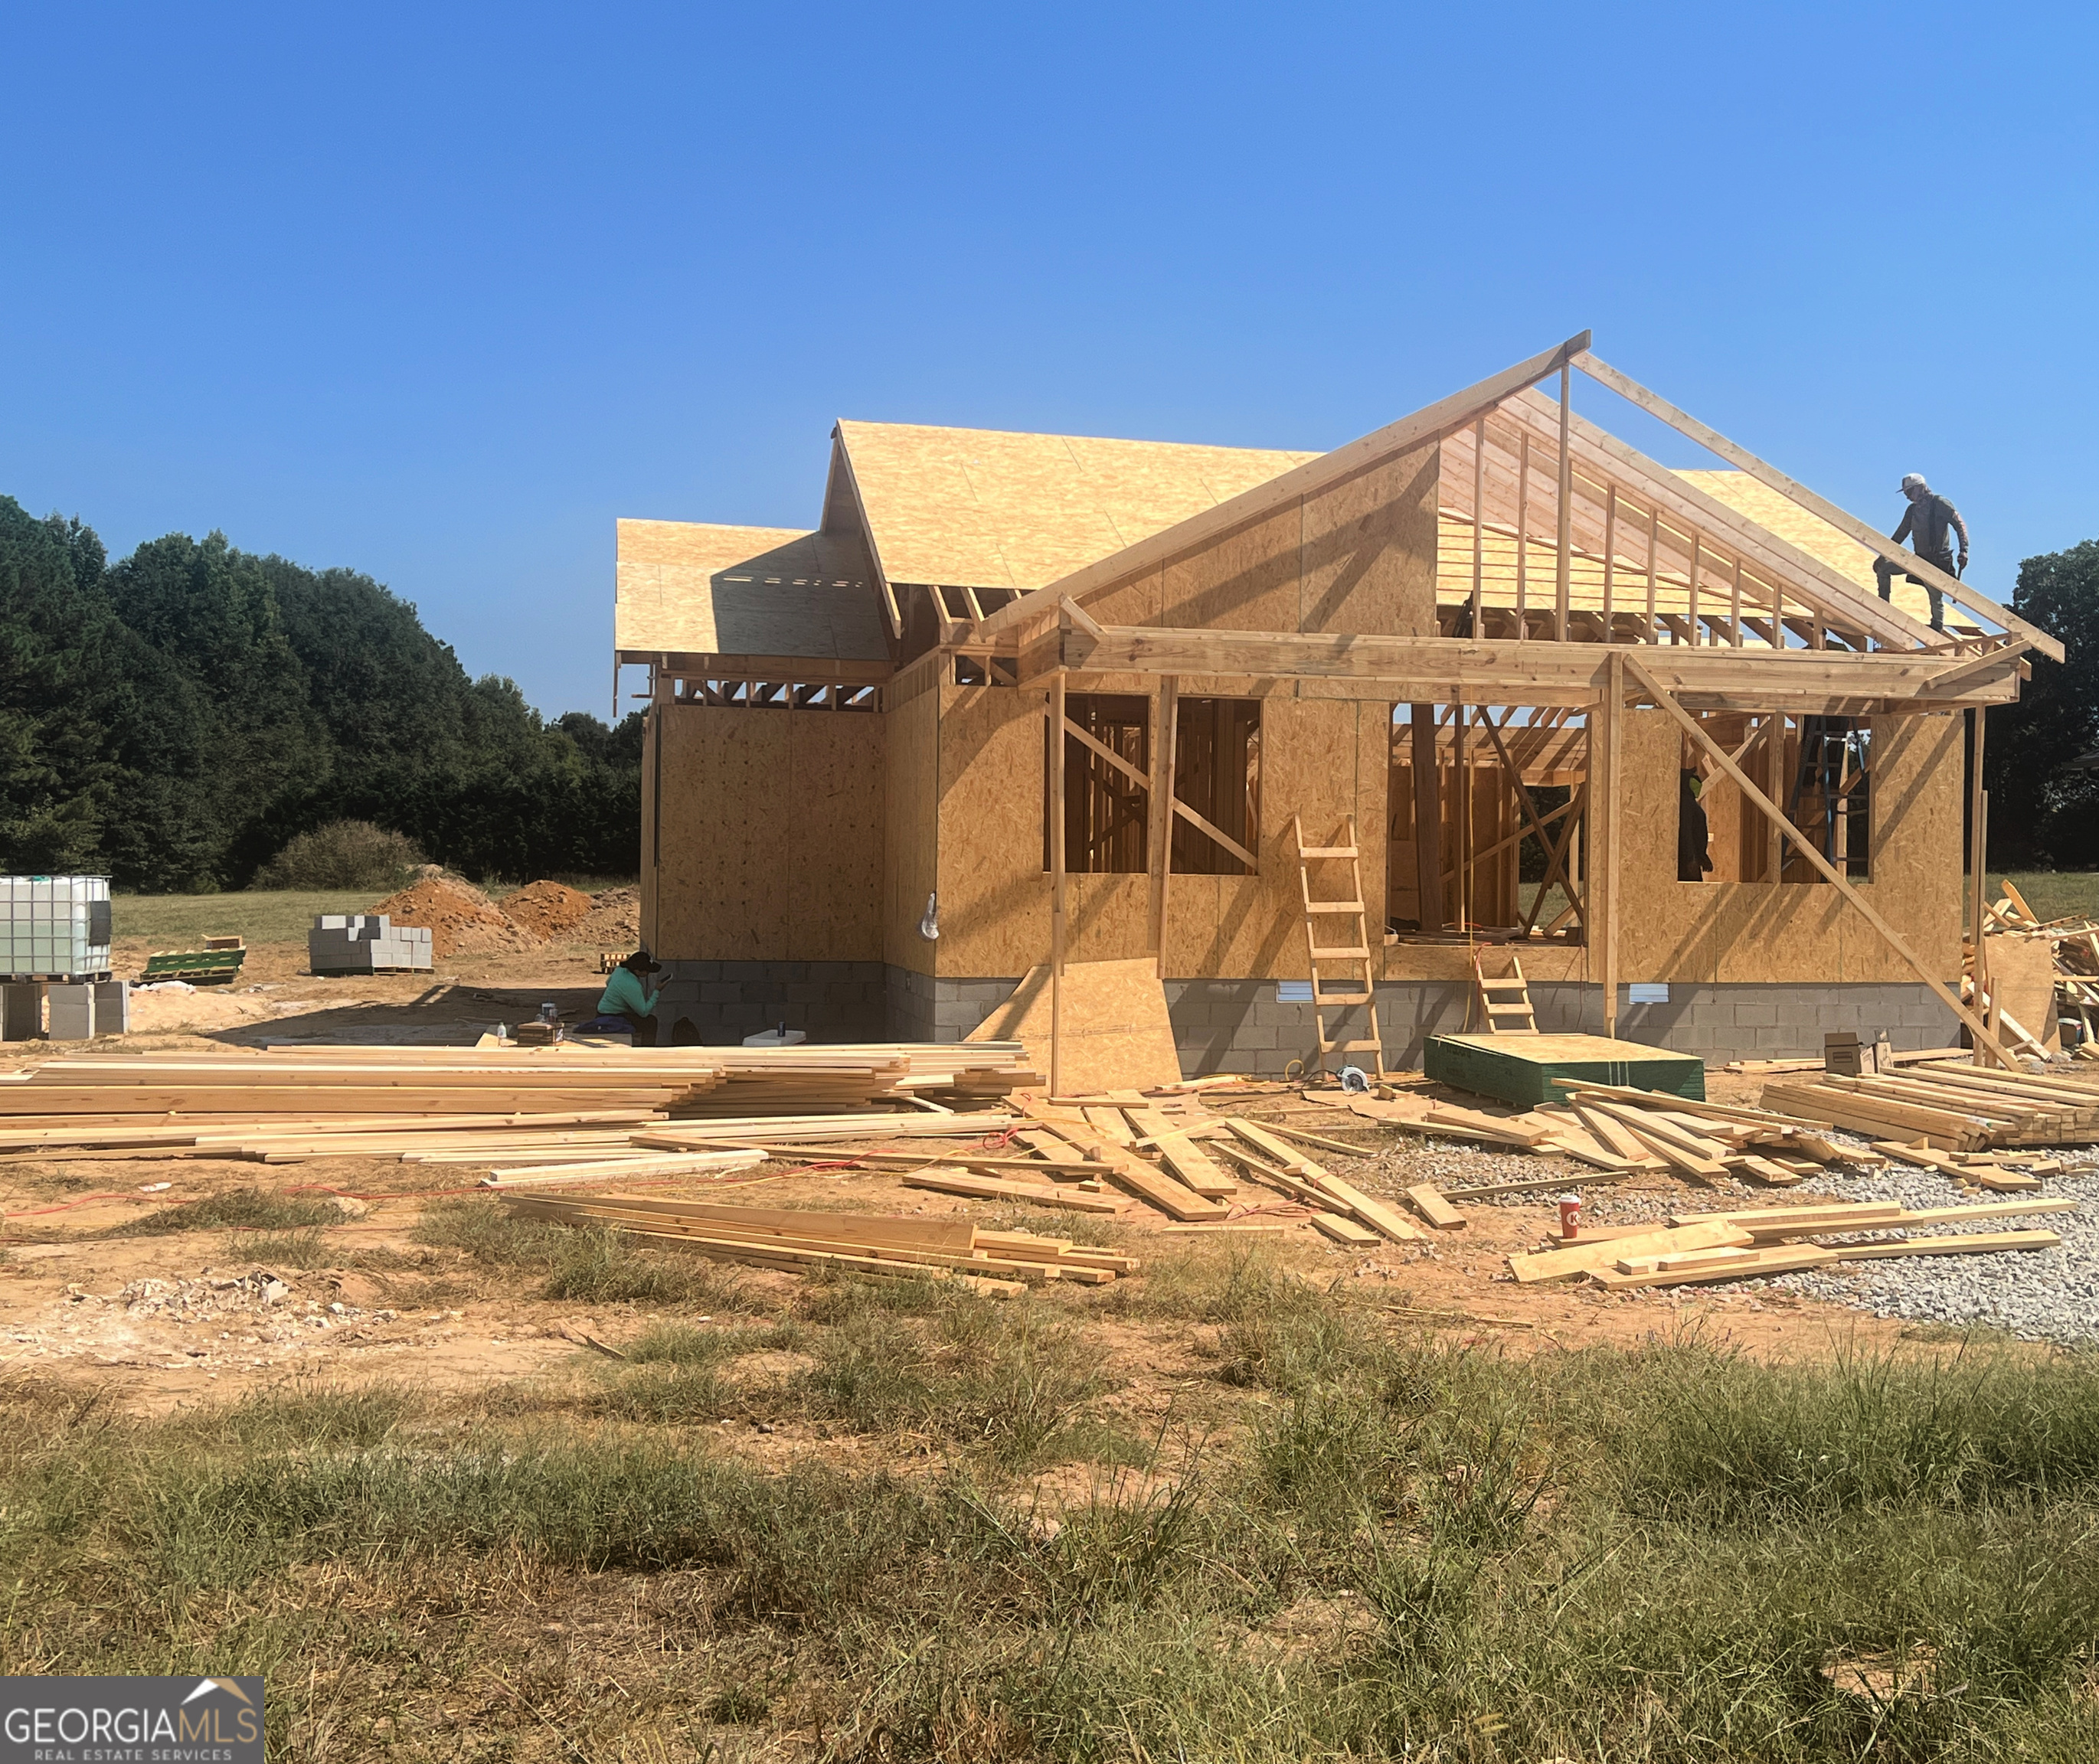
[0,876,113,982]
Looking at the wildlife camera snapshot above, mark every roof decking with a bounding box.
[614,520,886,664]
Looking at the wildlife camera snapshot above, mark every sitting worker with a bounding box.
[597,949,665,1045]
[1678,770,1715,882]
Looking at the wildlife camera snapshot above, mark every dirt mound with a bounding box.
[574,887,641,949]
[371,876,535,960]
[501,880,595,941]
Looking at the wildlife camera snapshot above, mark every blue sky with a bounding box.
[5,2,2095,718]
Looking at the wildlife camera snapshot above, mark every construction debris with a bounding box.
[1509,1196,2068,1291]
[500,1191,1138,1291]
[1761,1060,2099,1150]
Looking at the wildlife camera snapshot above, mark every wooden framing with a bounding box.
[631,335,2044,1073]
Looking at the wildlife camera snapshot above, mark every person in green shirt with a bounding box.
[597,949,665,1045]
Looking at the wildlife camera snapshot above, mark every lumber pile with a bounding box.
[1511,1197,2070,1291]
[499,1191,1139,1290]
[0,1044,1037,1162]
[1535,1080,1872,1185]
[1761,1060,2099,1150]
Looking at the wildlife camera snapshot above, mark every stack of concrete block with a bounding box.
[1,875,113,982]
[309,915,434,975]
[4,978,129,1042]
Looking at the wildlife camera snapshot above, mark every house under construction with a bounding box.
[613,335,2052,1073]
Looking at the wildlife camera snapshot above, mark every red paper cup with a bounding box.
[1558,1196,1581,1240]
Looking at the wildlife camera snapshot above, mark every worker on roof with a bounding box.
[596,948,665,1046]
[1873,474,1968,634]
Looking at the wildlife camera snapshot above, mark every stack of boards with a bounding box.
[0,1044,1037,1161]
[1511,1197,2071,1291]
[499,1191,1138,1297]
[1761,1061,2099,1152]
[1336,1082,1867,1193]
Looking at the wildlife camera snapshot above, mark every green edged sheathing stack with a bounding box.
[1424,1031,1705,1107]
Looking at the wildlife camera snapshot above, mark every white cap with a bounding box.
[1901,472,1928,492]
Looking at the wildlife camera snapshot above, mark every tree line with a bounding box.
[0,495,640,891]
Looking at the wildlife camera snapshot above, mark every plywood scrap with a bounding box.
[965,958,1183,1095]
[1404,1183,1466,1230]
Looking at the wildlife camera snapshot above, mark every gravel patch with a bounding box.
[1774,1148,2099,1347]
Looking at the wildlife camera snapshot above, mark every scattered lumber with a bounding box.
[1308,1213,1381,1246]
[481,1151,767,1188]
[1227,1120,1426,1243]
[898,1169,1129,1213]
[1551,1080,1878,1180]
[1404,1183,1466,1230]
[501,1192,1136,1286]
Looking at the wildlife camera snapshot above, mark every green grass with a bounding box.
[110,879,637,951]
[1982,871,2099,927]
[111,1187,344,1237]
[110,890,377,946]
[11,1272,2099,1759]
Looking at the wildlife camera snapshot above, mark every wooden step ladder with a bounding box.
[1472,947,1538,1034]
[1292,814,1385,1077]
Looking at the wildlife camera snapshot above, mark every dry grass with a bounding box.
[8,1243,2099,1759]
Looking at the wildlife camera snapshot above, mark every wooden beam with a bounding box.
[1049,672,1067,1098]
[1172,796,1259,872]
[1502,390,1933,655]
[1555,364,1573,642]
[1064,715,1149,791]
[1574,351,2062,663]
[1969,706,1997,1067]
[1061,626,2021,712]
[1600,651,1623,1037]
[1620,651,2018,1068]
[1149,677,1179,977]
[1411,706,1443,930]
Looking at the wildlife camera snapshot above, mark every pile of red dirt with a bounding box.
[370,876,538,960]
[573,887,640,949]
[499,880,596,941]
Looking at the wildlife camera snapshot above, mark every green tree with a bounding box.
[1983,541,2099,868]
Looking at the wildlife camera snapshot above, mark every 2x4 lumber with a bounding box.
[1512,1220,1757,1284]
[1501,388,1934,656]
[481,1153,765,1189]
[1571,1102,1670,1171]
[1572,351,2060,663]
[1824,1230,2061,1263]
[1624,650,2020,1069]
[749,1146,1117,1178]
[1309,1213,1381,1247]
[1227,1119,1425,1243]
[1405,1183,1466,1230]
[899,1170,1128,1213]
[1149,675,1178,977]
[1058,626,2012,715]
[1151,1129,1238,1199]
[1759,1084,1986,1152]
[970,331,1593,643]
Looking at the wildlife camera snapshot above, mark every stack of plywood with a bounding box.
[1761,1062,2099,1150]
[499,1191,1139,1292]
[1511,1197,2070,1290]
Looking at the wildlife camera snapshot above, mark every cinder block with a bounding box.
[1731,1002,1778,1028]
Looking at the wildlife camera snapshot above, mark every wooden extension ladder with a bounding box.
[1472,947,1538,1034]
[1292,814,1385,1077]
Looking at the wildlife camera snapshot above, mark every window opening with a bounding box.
[1043,694,1151,874]
[1171,697,1260,875]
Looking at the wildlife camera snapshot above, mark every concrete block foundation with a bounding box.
[649,964,1961,1074]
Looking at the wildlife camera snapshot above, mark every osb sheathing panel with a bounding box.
[1300,446,1439,636]
[964,958,1184,1090]
[934,684,1048,978]
[930,684,1390,982]
[1148,446,1439,636]
[1982,933,2059,1051]
[884,691,940,974]
[652,707,884,964]
[1613,707,1963,985]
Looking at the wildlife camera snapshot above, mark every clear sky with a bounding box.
[5,2,2094,719]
